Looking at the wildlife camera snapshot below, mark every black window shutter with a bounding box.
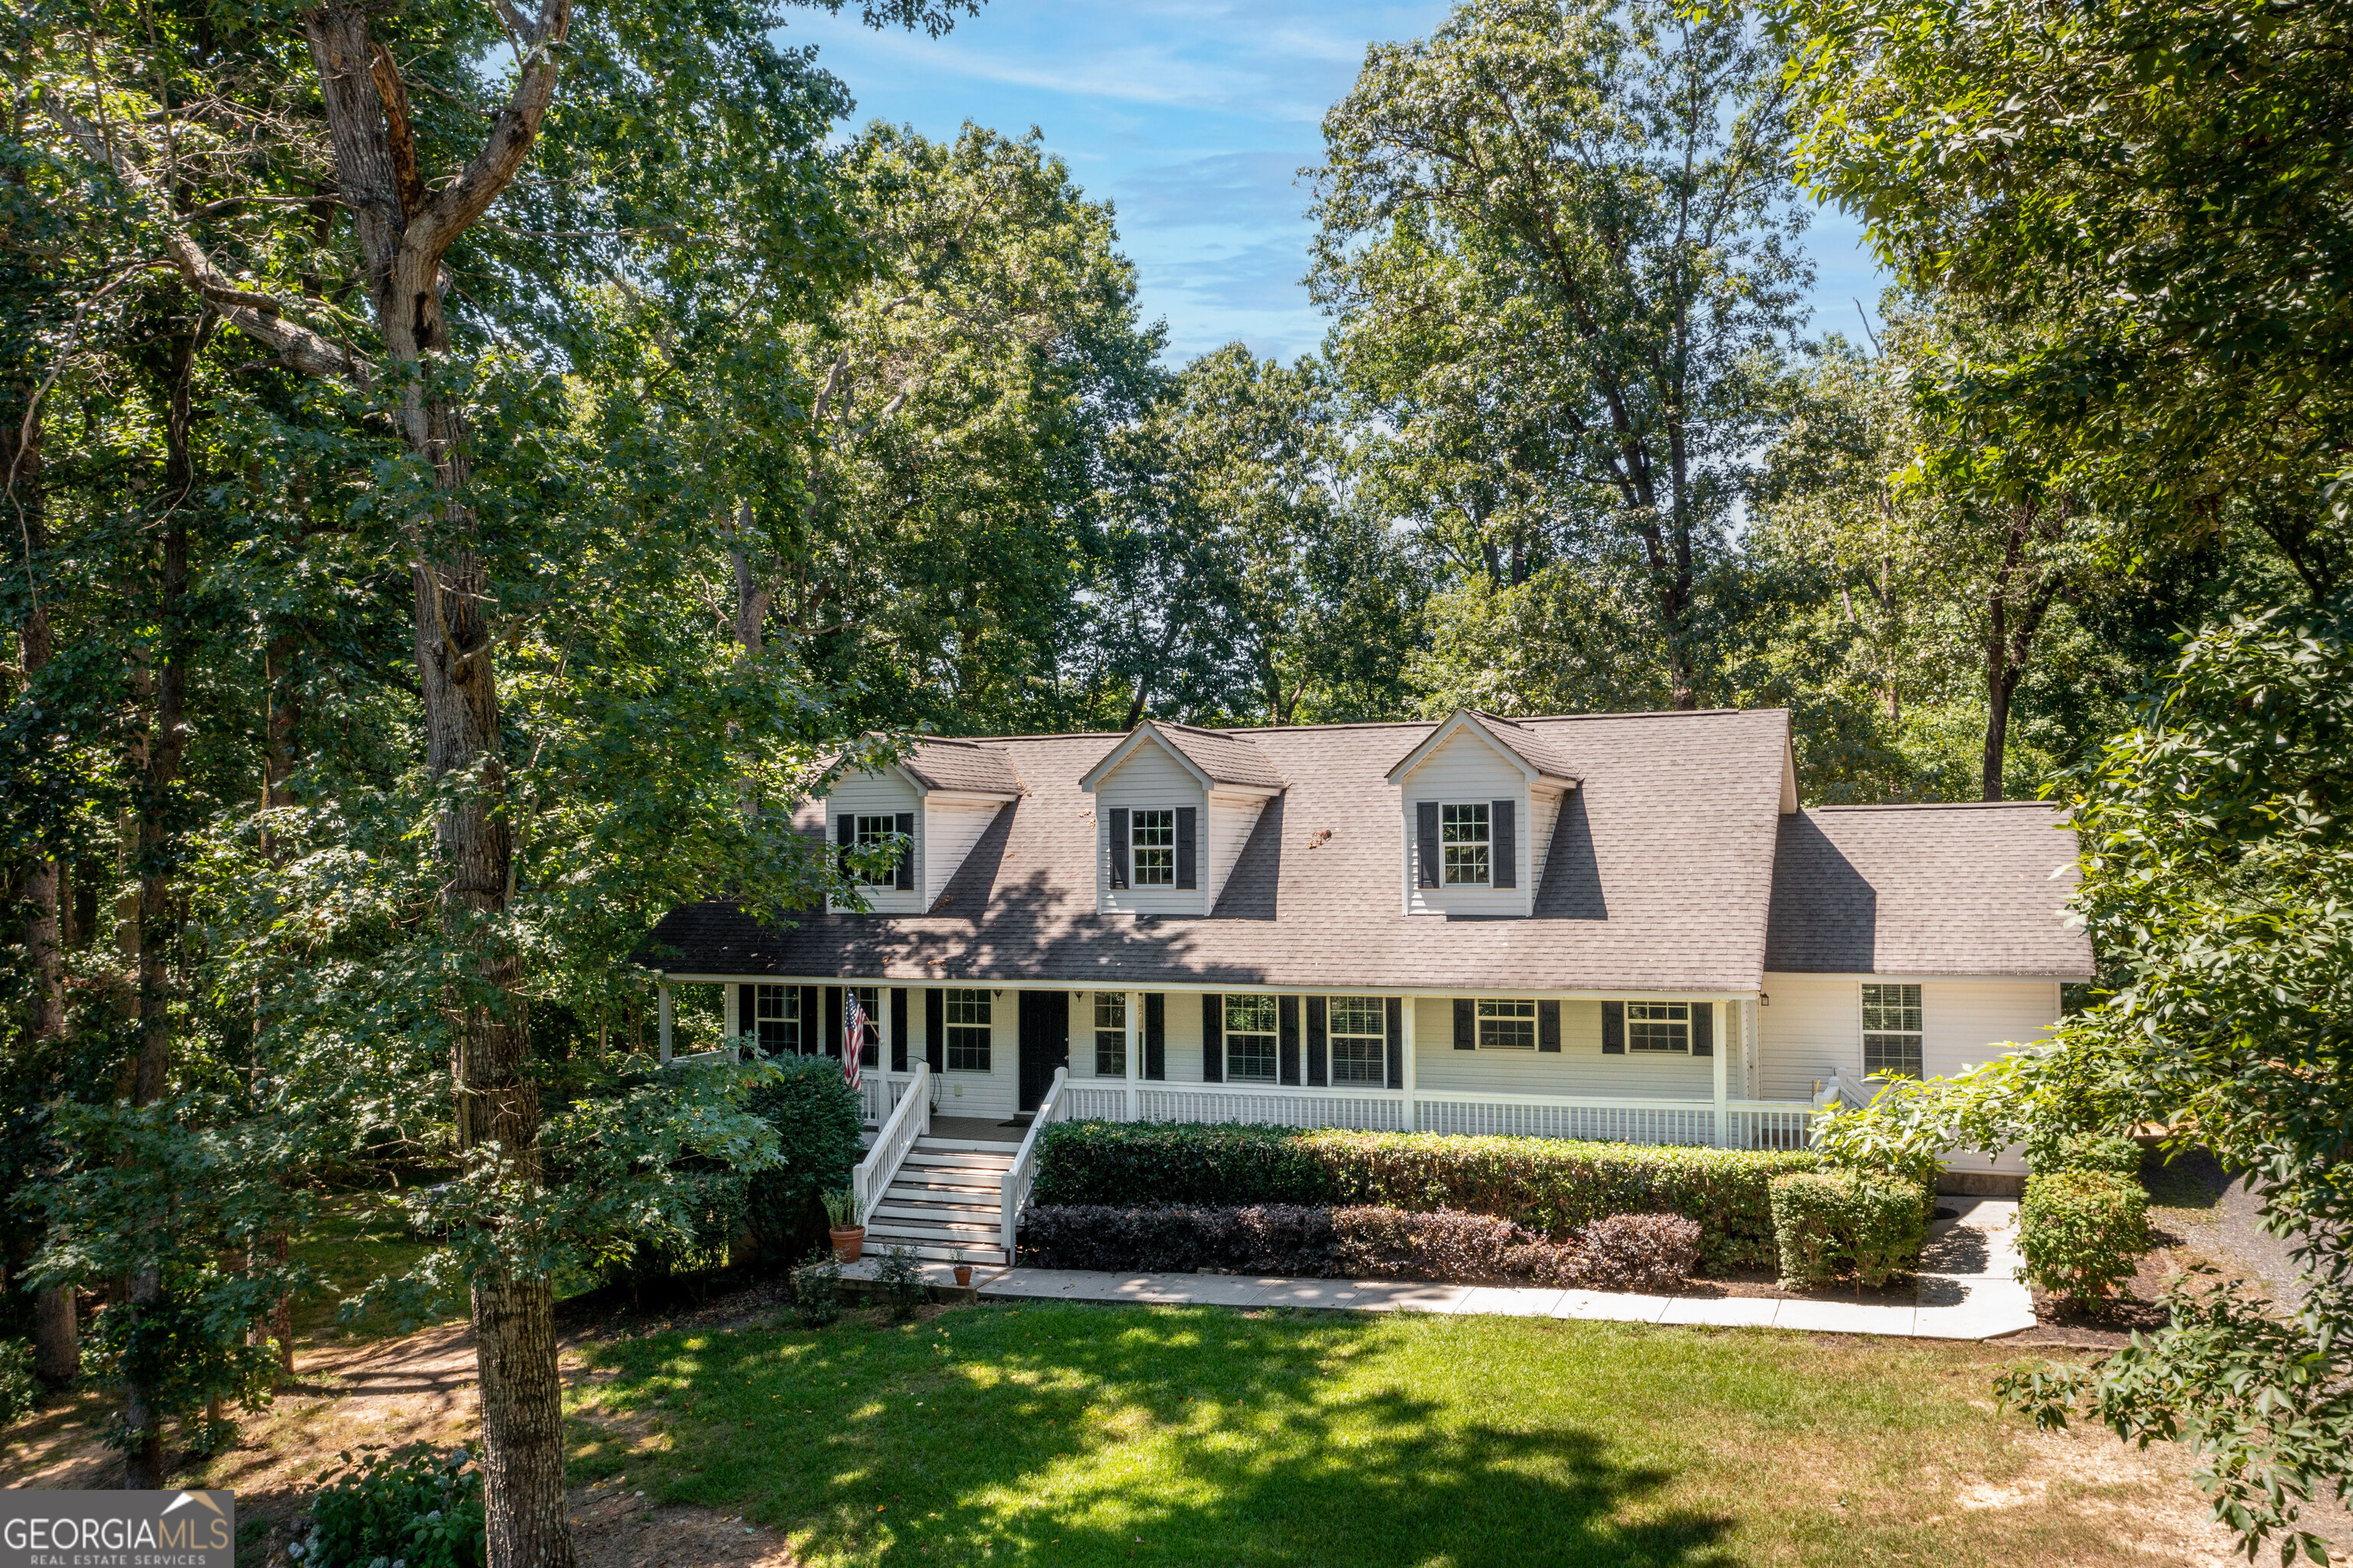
[1144,993,1166,1079]
[823,986,843,1057]
[891,987,909,1072]
[1416,802,1441,888]
[1602,1000,1625,1054]
[1201,992,1222,1081]
[738,984,755,1048]
[1175,807,1197,889]
[1491,799,1517,889]
[925,987,944,1072]
[1538,998,1560,1052]
[1692,1001,1714,1058]
[1453,996,1475,1049]
[894,811,915,891]
[1108,807,1130,889]
[1384,997,1404,1088]
[1306,996,1327,1087]
[1278,995,1301,1085]
[836,812,853,879]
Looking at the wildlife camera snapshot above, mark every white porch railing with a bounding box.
[1044,1079,1821,1151]
[853,1061,930,1226]
[1000,1067,1069,1256]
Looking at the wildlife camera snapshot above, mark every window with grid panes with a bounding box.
[1131,809,1175,885]
[1477,997,1537,1049]
[1441,803,1491,885]
[1628,1001,1689,1052]
[944,988,991,1072]
[1328,997,1386,1083]
[1224,994,1277,1082]
[751,985,800,1055]
[1094,992,1126,1076]
[1861,983,1923,1078]
[850,814,900,886]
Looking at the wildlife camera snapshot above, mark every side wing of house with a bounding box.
[1760,802,2095,1177]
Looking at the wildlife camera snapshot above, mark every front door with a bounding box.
[1016,990,1069,1112]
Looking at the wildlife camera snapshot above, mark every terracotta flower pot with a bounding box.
[830,1226,866,1262]
[953,1263,973,1288]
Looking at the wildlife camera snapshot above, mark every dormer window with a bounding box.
[1442,804,1491,885]
[1131,810,1176,885]
[847,813,905,886]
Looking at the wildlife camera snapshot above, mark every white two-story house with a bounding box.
[644,707,2093,1259]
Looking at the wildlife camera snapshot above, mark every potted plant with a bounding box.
[823,1188,864,1262]
[951,1246,973,1289]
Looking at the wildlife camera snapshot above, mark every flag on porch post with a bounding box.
[843,989,866,1095]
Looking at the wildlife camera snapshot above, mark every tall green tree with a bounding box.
[1311,0,1809,710]
[1779,0,2353,601]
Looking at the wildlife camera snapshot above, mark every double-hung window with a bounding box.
[1131,810,1175,886]
[1862,984,1923,1079]
[1094,992,1127,1076]
[945,988,992,1072]
[1224,994,1278,1082]
[1328,997,1386,1084]
[1442,803,1491,885]
[752,984,800,1056]
[1627,1001,1690,1052]
[1476,997,1536,1049]
[851,813,900,886]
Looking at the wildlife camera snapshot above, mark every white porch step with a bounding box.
[853,1133,1021,1265]
[906,1140,1017,1163]
[874,1195,999,1223]
[869,1218,1003,1248]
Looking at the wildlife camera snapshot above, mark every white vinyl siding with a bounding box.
[1528,787,1566,899]
[1410,998,1713,1098]
[1205,789,1269,910]
[825,773,921,913]
[922,800,1001,908]
[1399,725,1530,917]
[1756,973,2065,1174]
[1093,739,1208,916]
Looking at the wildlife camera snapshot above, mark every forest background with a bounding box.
[2,0,2347,1559]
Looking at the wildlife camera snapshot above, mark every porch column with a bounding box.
[1712,1000,1730,1147]
[1400,993,1418,1134]
[658,982,673,1066]
[1124,989,1141,1122]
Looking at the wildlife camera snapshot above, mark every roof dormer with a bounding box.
[1386,711,1581,918]
[825,738,1022,914]
[1078,722,1283,916]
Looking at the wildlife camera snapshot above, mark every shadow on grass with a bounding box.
[569,1302,1735,1567]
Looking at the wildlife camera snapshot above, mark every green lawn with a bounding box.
[564,1301,2201,1567]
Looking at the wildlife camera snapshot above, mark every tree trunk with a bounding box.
[299,8,576,1560]
[9,384,77,1395]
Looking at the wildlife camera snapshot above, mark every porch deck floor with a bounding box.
[945,1196,2036,1340]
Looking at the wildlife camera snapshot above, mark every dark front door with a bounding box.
[1017,990,1069,1112]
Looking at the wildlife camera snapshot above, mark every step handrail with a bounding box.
[854,1061,931,1228]
[999,1067,1067,1259]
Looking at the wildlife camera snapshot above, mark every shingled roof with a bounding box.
[644,709,2090,993]
[1764,803,2093,979]
[897,737,1023,797]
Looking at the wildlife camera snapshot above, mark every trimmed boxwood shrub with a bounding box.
[1031,1121,1822,1272]
[1018,1204,1696,1290]
[1769,1171,1932,1290]
[2019,1170,2152,1307]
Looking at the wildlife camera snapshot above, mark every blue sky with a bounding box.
[782,0,1887,365]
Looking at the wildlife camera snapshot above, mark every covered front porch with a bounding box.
[656,975,1828,1154]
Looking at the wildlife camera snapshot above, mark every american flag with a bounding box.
[843,989,866,1093]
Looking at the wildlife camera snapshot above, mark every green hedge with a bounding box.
[2019,1170,2152,1308]
[1768,1171,1932,1290]
[1031,1121,1825,1272]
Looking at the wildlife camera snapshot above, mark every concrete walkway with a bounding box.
[945,1196,2036,1340]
